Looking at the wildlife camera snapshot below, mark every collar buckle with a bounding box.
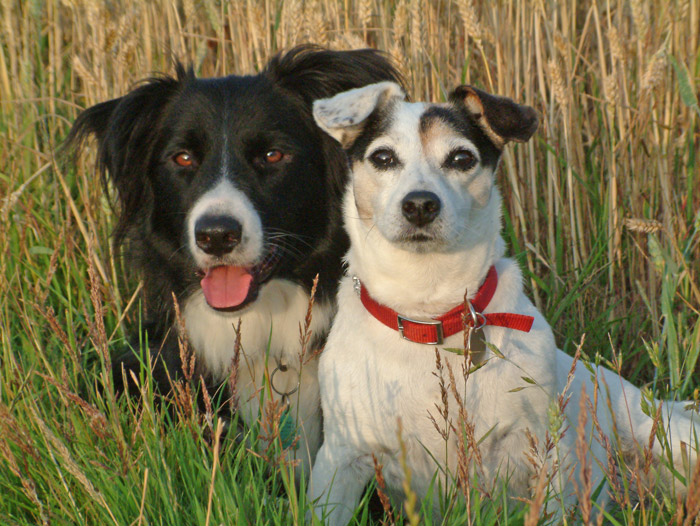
[397,315,444,345]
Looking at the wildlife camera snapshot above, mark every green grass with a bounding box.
[1,0,699,524]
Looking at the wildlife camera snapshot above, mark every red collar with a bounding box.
[357,266,534,345]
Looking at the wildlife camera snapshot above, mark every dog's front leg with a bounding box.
[308,442,372,526]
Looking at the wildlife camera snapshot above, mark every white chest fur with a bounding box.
[316,259,559,499]
[183,278,333,476]
[183,278,333,383]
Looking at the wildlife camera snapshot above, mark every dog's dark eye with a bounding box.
[173,151,195,168]
[369,148,398,169]
[446,149,477,171]
[265,149,284,164]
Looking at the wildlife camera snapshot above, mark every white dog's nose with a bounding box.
[401,191,441,226]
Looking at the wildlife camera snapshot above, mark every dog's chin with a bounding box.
[393,232,447,253]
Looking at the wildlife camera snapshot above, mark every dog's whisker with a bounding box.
[266,241,305,262]
[167,243,190,261]
[265,228,315,249]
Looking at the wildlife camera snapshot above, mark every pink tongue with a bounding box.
[200,266,253,309]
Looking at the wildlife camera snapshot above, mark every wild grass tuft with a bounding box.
[1,0,698,524]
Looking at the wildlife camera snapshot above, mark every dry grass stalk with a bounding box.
[34,411,118,525]
[445,360,482,470]
[589,403,625,507]
[200,376,214,436]
[0,438,46,524]
[228,318,242,411]
[392,0,408,42]
[604,73,620,107]
[408,0,423,77]
[0,404,40,462]
[372,453,396,525]
[87,245,111,382]
[3,1,700,523]
[429,348,450,442]
[303,0,328,47]
[523,448,550,526]
[36,230,63,304]
[358,0,372,37]
[682,450,700,525]
[608,26,625,63]
[259,397,284,460]
[38,373,110,441]
[641,46,668,93]
[396,418,420,526]
[331,33,368,51]
[456,0,482,47]
[643,402,662,477]
[41,305,79,367]
[624,217,663,234]
[630,0,650,43]
[172,292,195,383]
[288,0,304,45]
[204,419,224,526]
[300,274,319,365]
[574,387,593,525]
[548,58,568,110]
[170,292,196,422]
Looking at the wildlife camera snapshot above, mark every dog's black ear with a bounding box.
[265,45,404,106]
[450,85,538,148]
[65,68,188,242]
[313,81,404,148]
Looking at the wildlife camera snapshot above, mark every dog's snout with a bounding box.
[194,215,243,257]
[401,191,441,227]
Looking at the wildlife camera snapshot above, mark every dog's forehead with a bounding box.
[375,101,498,164]
[417,103,501,166]
[163,74,316,149]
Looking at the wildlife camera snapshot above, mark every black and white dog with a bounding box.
[308,81,699,522]
[68,46,401,475]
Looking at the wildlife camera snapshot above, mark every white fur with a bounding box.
[186,179,330,474]
[185,179,328,474]
[313,82,404,147]
[187,178,263,268]
[309,83,700,524]
[184,278,333,475]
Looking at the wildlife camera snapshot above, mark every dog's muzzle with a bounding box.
[401,191,441,227]
[194,214,243,257]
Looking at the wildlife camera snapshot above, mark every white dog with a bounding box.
[307,81,699,523]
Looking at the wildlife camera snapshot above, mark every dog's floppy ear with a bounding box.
[450,85,538,148]
[65,66,190,242]
[313,81,405,148]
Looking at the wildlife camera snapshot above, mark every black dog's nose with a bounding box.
[401,191,441,226]
[194,215,243,257]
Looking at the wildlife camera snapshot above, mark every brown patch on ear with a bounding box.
[336,127,365,149]
[451,85,538,148]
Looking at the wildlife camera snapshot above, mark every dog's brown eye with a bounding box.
[369,148,397,169]
[446,149,477,171]
[265,150,284,163]
[173,152,195,168]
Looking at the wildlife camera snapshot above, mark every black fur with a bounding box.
[67,45,402,394]
[419,106,502,168]
[449,85,539,144]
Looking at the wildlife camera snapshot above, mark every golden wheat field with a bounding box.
[1,0,699,524]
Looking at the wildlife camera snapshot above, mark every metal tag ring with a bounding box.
[467,301,487,331]
[270,363,300,398]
